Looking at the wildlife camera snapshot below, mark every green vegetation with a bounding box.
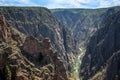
[30,70,35,80]
[69,48,85,80]
[5,65,11,80]
[27,65,35,80]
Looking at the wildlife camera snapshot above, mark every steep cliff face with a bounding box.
[81,11,120,80]
[1,6,120,80]
[52,6,120,48]
[0,12,68,80]
[52,7,120,80]
[103,50,120,80]
[0,12,11,43]
[0,7,76,71]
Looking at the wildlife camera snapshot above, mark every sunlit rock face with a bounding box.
[0,12,11,43]
[0,12,68,80]
[0,7,77,71]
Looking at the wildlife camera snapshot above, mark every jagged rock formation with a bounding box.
[22,36,68,80]
[1,6,120,80]
[0,7,77,71]
[0,12,11,42]
[52,6,120,48]
[0,12,68,80]
[81,11,120,80]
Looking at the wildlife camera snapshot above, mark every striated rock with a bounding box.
[81,11,120,80]
[1,6,120,80]
[103,50,120,80]
[52,6,120,48]
[0,7,76,71]
[52,52,68,80]
[0,12,68,80]
[0,12,11,43]
[16,72,29,80]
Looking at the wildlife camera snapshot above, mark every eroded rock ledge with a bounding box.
[0,12,68,80]
[21,36,68,80]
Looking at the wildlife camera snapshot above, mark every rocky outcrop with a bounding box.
[0,12,68,80]
[0,12,11,42]
[22,36,53,66]
[81,11,120,80]
[22,36,68,80]
[103,50,120,80]
[0,7,76,71]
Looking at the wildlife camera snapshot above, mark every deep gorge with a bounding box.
[0,6,120,80]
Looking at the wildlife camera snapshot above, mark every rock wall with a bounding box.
[0,7,77,71]
[52,7,120,48]
[0,12,11,42]
[81,11,120,80]
[0,12,68,80]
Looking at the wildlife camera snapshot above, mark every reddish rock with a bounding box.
[23,36,40,55]
[22,36,68,80]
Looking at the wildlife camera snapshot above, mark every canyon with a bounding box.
[0,6,120,80]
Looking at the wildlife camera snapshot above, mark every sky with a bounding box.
[0,0,120,9]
